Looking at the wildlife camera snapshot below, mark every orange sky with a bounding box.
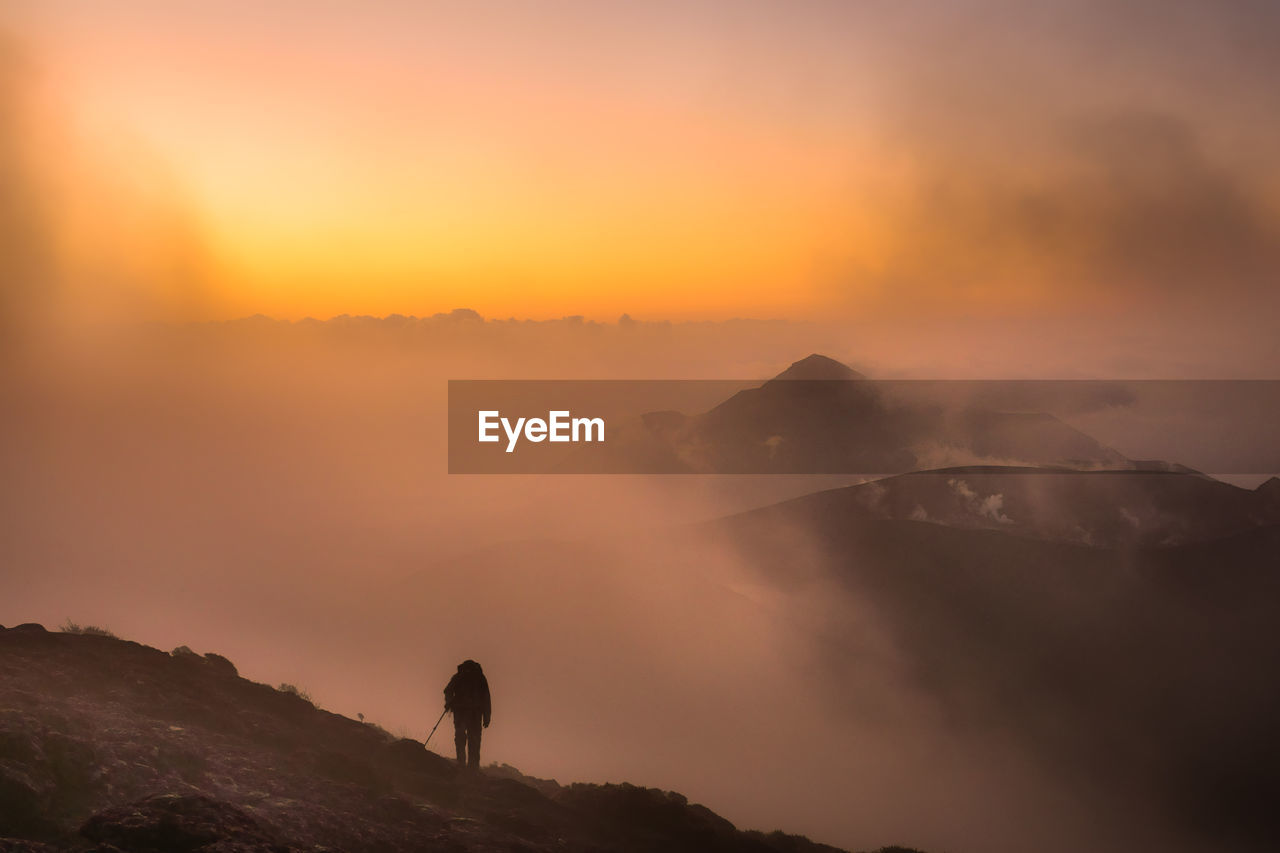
[5,0,1279,322]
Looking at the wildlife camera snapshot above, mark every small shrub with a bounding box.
[277,683,313,704]
[61,620,117,638]
[365,720,394,742]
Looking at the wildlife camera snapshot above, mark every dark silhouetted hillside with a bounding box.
[742,466,1280,547]
[0,626,856,853]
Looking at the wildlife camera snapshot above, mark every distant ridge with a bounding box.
[725,465,1280,547]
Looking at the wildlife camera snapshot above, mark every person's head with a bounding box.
[458,659,482,674]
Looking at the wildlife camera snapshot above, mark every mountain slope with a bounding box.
[0,626,850,853]
[708,475,1280,852]
[745,466,1280,546]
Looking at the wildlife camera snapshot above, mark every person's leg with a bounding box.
[453,713,466,764]
[468,714,482,768]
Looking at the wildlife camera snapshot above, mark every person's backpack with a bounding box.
[447,660,488,712]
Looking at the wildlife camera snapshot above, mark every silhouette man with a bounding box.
[443,659,491,769]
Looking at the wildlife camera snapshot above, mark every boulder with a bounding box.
[202,653,238,678]
[80,793,295,853]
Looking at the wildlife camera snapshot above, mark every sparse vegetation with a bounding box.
[353,713,395,741]
[364,720,395,742]
[276,682,313,704]
[60,620,117,638]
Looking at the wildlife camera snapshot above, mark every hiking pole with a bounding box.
[424,708,448,750]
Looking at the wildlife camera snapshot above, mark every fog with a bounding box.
[5,324,1264,853]
[3,8,1279,850]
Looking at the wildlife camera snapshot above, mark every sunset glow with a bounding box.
[10,0,1275,322]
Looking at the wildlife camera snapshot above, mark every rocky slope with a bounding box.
[743,465,1280,547]
[0,625,867,853]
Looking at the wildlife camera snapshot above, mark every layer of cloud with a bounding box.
[825,0,1280,321]
[852,112,1278,309]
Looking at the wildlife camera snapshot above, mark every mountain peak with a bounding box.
[772,354,864,381]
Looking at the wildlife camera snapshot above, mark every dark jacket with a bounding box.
[444,660,491,724]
